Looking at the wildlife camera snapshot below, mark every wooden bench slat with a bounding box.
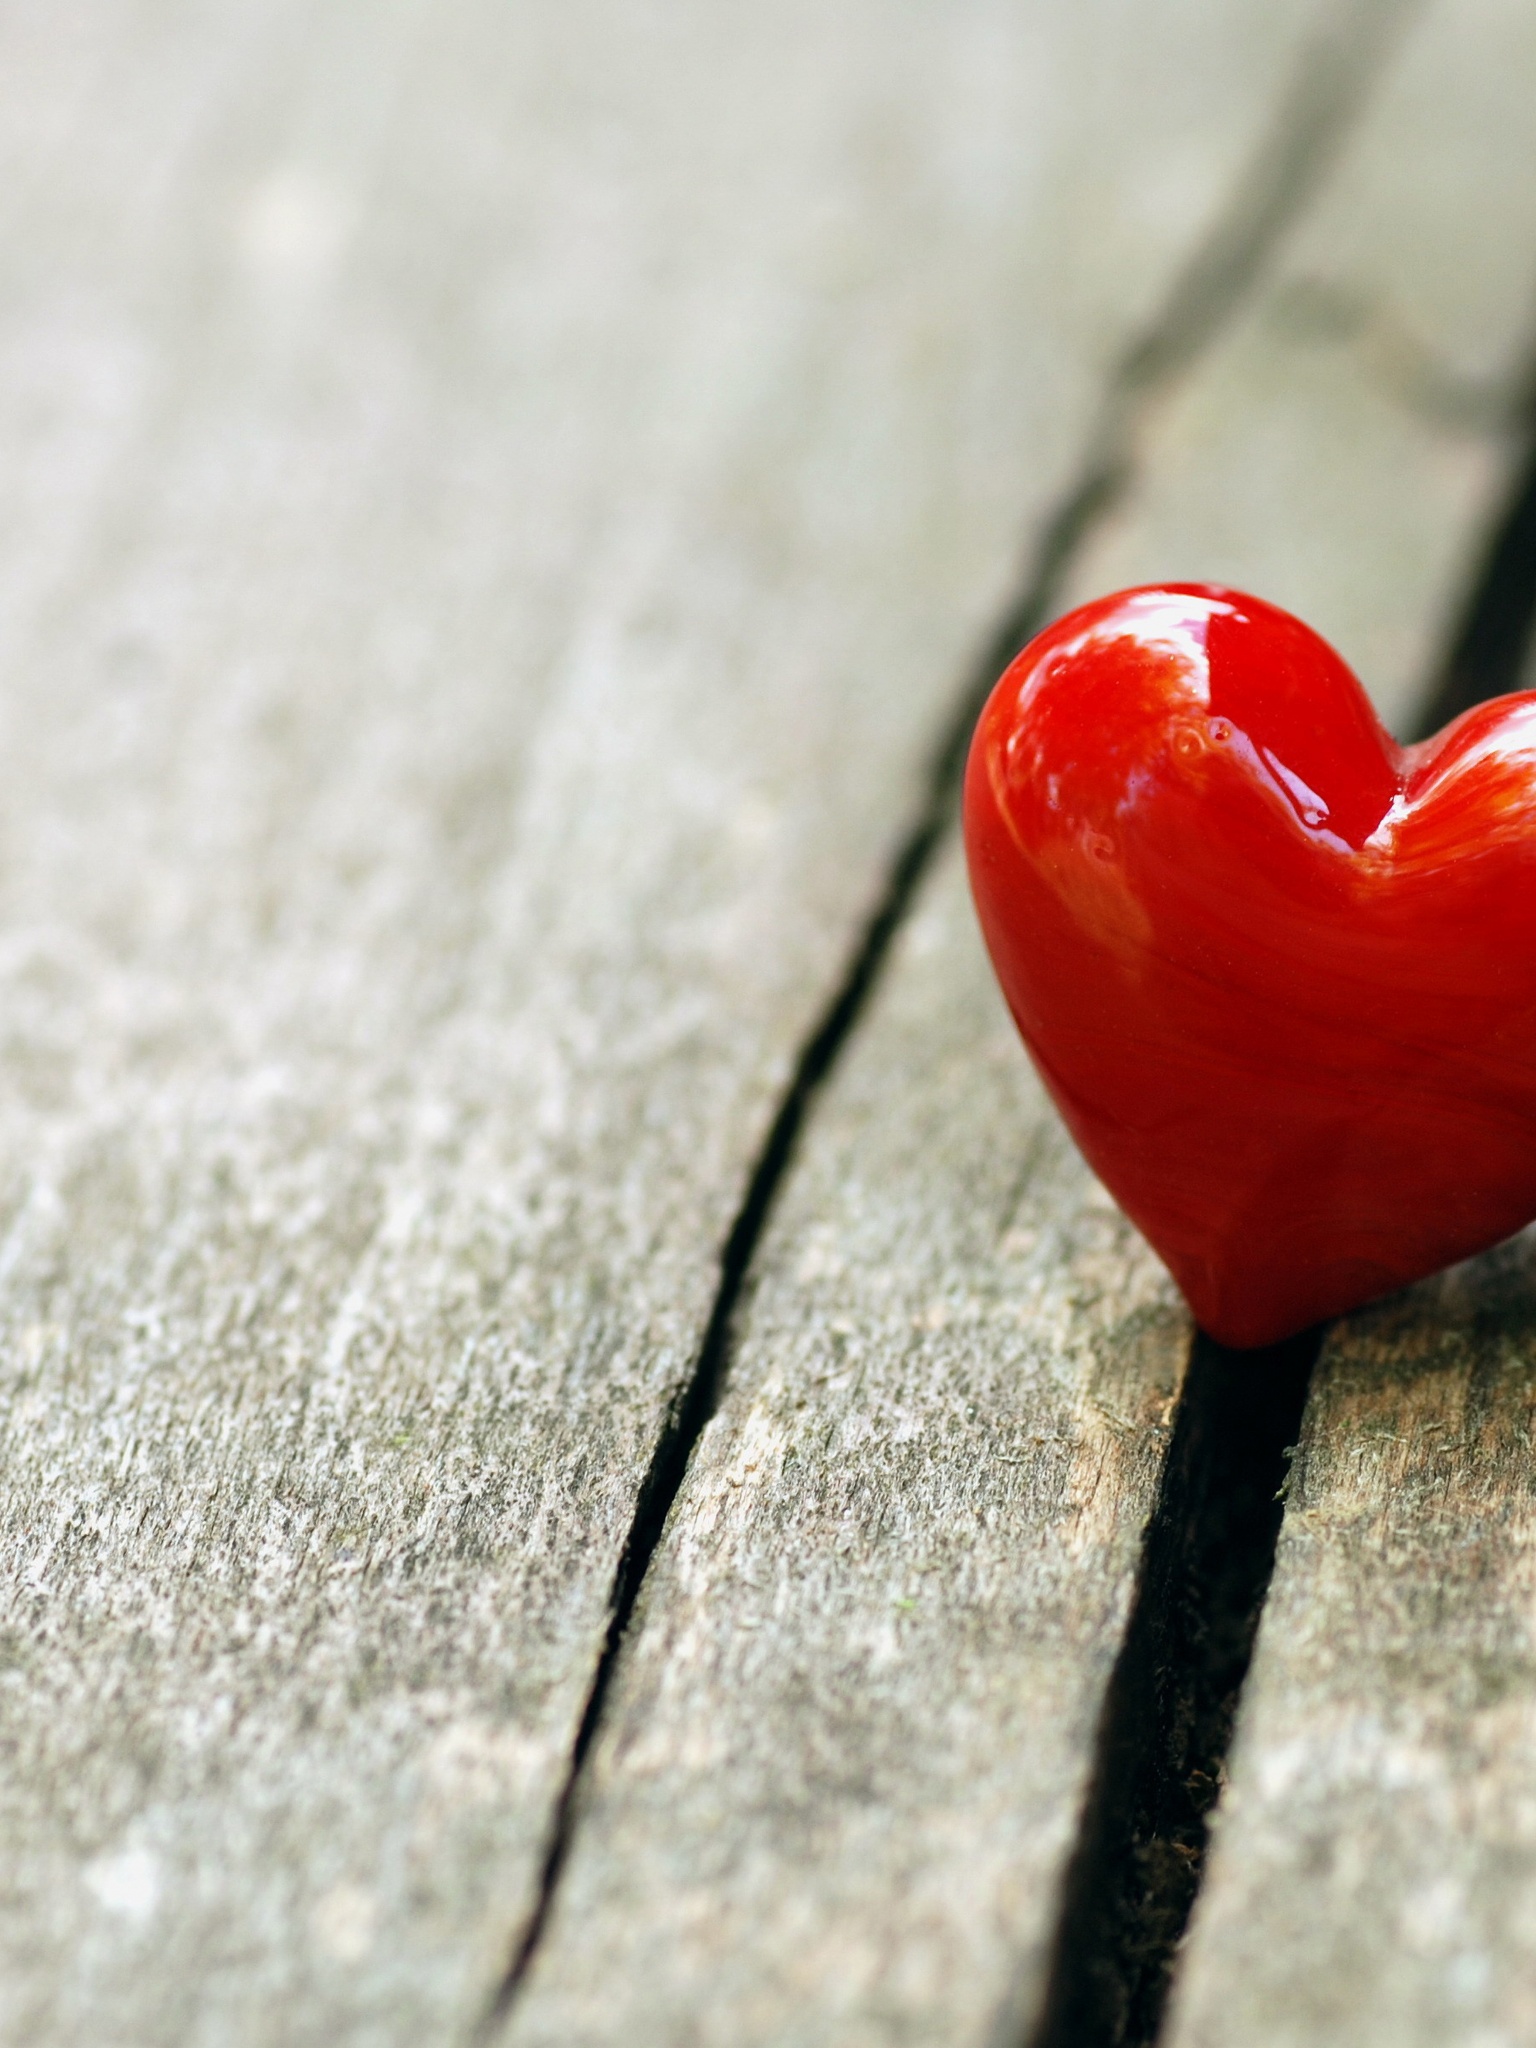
[505,2,1536,2039]
[0,2,1349,2041]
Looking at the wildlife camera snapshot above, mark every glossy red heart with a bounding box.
[963,583,1536,1349]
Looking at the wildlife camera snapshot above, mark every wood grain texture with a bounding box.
[507,3,1536,2042]
[0,2,1353,2043]
[507,834,1189,2048]
[1073,0,1536,737]
[1165,1254,1536,2048]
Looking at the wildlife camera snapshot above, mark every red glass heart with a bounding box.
[963,583,1536,1348]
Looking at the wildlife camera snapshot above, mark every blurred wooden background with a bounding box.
[0,2,1535,2043]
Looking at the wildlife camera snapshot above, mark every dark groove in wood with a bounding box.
[474,428,1120,2048]
[476,3,1419,2034]
[1414,394,1536,739]
[1022,1330,1321,2048]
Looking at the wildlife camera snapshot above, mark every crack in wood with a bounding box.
[1415,381,1536,738]
[1021,1330,1322,2048]
[476,1,1422,2035]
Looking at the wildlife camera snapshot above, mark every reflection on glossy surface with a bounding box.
[963,583,1536,1348]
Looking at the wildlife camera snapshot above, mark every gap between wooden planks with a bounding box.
[0,2,1363,2044]
[502,0,1536,2042]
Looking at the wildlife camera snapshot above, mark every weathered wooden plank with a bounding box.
[507,829,1189,2048]
[503,3,1536,2042]
[1073,0,1536,738]
[0,3,1360,2044]
[1164,1261,1536,2048]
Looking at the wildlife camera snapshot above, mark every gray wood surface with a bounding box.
[507,830,1190,2048]
[0,3,1365,2044]
[505,2,1536,2042]
[1073,0,1536,738]
[1165,1262,1536,2048]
